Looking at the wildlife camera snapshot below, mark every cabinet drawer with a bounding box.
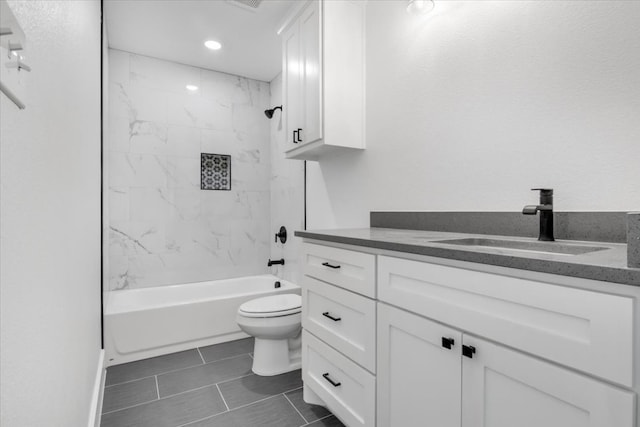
[302,330,376,427]
[378,256,634,387]
[302,243,376,297]
[303,276,376,372]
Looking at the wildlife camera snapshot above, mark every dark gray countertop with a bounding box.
[295,228,640,286]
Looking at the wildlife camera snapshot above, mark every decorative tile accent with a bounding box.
[201,153,231,191]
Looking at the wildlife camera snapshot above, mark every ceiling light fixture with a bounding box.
[407,0,435,15]
[186,85,199,91]
[204,40,222,51]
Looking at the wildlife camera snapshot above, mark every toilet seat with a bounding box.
[239,294,301,318]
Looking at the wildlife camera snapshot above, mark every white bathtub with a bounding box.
[104,275,300,366]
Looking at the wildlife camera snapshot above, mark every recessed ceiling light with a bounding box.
[204,40,222,51]
[186,85,199,91]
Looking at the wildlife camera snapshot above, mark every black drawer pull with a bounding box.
[462,345,476,359]
[322,312,342,322]
[441,337,455,350]
[322,262,341,269]
[293,130,298,144]
[297,128,303,143]
[322,373,341,387]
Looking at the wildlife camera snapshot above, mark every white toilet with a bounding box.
[236,293,302,376]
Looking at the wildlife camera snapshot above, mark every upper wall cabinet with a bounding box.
[280,0,365,161]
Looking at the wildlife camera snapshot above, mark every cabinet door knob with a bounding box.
[293,130,298,143]
[322,373,341,387]
[322,312,342,322]
[321,262,341,269]
[297,128,303,143]
[441,337,455,350]
[462,345,476,359]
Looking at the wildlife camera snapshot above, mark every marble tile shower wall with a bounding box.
[108,49,271,290]
[269,74,304,283]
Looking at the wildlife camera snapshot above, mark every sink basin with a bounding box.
[433,238,608,255]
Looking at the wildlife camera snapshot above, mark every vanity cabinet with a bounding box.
[300,243,376,427]
[280,0,365,161]
[300,240,638,427]
[378,302,636,427]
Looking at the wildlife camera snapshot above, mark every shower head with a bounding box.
[264,105,282,119]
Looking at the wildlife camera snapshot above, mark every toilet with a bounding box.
[236,293,302,376]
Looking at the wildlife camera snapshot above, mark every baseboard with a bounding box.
[88,349,106,427]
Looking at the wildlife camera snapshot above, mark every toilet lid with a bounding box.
[239,294,301,316]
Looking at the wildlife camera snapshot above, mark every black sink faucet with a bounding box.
[522,188,554,241]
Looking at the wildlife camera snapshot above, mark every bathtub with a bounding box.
[104,275,300,366]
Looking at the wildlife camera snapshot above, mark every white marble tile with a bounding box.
[108,255,132,291]
[130,53,201,94]
[109,186,129,222]
[108,52,279,289]
[127,85,168,123]
[200,69,242,107]
[167,92,233,131]
[167,157,200,189]
[109,152,168,188]
[167,125,200,158]
[109,115,131,153]
[166,189,201,220]
[109,221,166,257]
[108,49,129,85]
[129,187,172,221]
[109,82,134,120]
[232,104,269,136]
[129,121,169,155]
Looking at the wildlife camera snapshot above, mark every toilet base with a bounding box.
[251,335,301,376]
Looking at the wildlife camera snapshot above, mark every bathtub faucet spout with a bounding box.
[267,258,285,267]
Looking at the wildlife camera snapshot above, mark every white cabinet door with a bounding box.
[299,0,322,146]
[462,336,636,427]
[377,303,462,427]
[282,20,301,151]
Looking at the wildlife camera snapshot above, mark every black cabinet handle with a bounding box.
[441,337,455,350]
[322,262,341,269]
[293,130,298,143]
[462,345,476,359]
[322,312,342,322]
[322,373,341,387]
[297,128,303,143]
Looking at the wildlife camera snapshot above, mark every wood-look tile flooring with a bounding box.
[101,338,344,427]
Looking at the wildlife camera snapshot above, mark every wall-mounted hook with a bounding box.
[5,56,30,72]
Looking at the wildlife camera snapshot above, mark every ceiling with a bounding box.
[104,0,295,82]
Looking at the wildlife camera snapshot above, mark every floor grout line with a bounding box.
[216,383,230,412]
[160,372,255,400]
[178,394,285,427]
[154,375,159,399]
[101,382,222,416]
[196,347,206,364]
[301,413,336,426]
[283,392,309,424]
[105,352,252,388]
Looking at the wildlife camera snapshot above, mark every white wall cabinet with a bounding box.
[280,0,365,161]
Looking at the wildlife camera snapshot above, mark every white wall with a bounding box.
[308,0,640,229]
[269,73,305,282]
[0,1,102,426]
[108,50,272,290]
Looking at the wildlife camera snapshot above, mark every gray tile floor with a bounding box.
[101,338,344,427]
